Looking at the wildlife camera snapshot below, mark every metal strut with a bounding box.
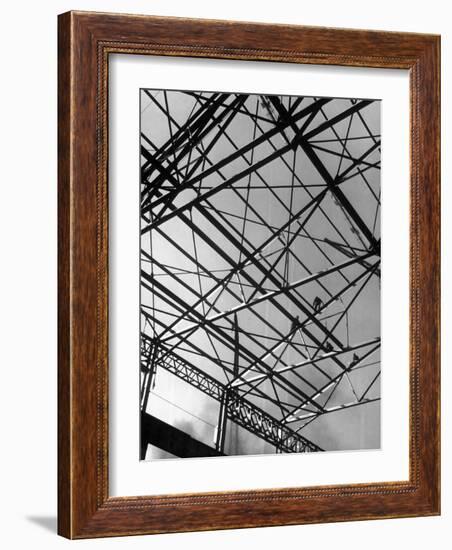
[140,90,381,457]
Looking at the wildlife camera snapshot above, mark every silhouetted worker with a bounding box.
[349,353,360,367]
[324,341,333,352]
[313,296,323,313]
[291,315,300,331]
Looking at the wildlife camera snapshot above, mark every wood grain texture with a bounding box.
[57,10,72,539]
[57,10,440,539]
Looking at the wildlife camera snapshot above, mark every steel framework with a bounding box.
[140,90,381,458]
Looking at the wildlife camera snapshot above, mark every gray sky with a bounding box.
[140,90,381,459]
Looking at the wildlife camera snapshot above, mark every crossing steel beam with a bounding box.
[141,334,323,453]
[140,90,381,456]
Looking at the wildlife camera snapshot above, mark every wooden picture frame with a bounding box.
[58,10,440,539]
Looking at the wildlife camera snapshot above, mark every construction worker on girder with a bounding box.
[313,296,323,313]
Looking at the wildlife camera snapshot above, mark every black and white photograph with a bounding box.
[139,89,381,460]
[0,0,445,546]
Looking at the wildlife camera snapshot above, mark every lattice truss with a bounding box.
[140,89,381,457]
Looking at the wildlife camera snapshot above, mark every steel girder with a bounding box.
[140,90,381,456]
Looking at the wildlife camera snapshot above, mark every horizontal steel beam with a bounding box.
[141,336,322,452]
[231,337,380,388]
[141,411,225,459]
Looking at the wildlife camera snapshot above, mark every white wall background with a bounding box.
[0,1,448,548]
